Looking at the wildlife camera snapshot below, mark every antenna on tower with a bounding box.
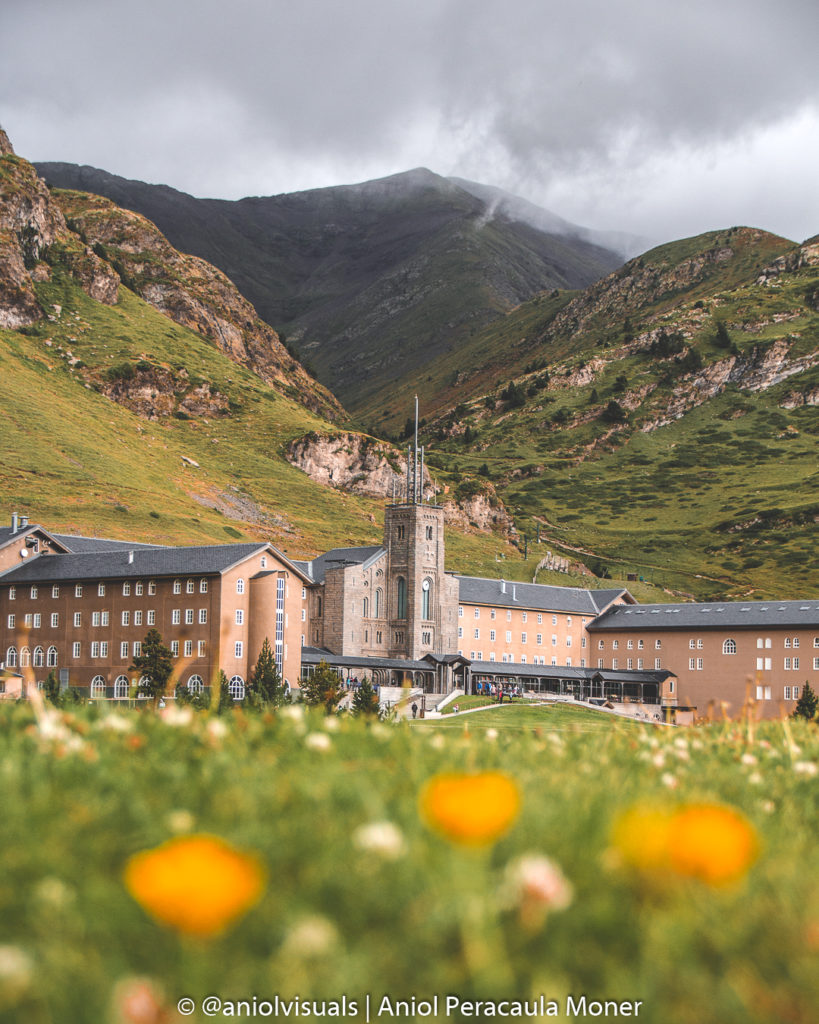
[413,395,420,504]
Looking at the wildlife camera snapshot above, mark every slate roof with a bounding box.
[469,660,671,683]
[457,575,629,616]
[293,546,385,584]
[589,599,819,631]
[0,543,269,584]
[51,533,164,553]
[300,647,434,671]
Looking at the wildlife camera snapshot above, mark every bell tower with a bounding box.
[383,398,458,659]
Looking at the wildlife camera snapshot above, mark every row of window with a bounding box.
[459,607,582,626]
[757,685,804,701]
[598,638,662,650]
[459,627,586,647]
[84,674,245,700]
[5,639,213,664]
[7,578,216,601]
[6,608,217,629]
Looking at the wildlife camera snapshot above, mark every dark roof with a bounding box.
[0,543,271,584]
[294,546,385,584]
[457,575,629,616]
[589,599,819,631]
[51,533,164,553]
[469,660,671,683]
[300,647,434,671]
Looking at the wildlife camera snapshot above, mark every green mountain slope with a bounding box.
[34,162,624,416]
[417,228,819,600]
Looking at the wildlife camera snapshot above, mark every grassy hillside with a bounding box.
[417,229,819,600]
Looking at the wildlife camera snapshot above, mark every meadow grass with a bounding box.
[1,700,817,1023]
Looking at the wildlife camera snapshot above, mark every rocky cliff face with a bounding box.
[0,130,120,329]
[286,431,514,535]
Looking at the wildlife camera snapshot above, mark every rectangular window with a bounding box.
[689,658,696,670]
[235,609,244,626]
[186,580,195,594]
[638,639,643,649]
[301,608,306,622]
[24,614,32,628]
[536,633,542,645]
[123,582,131,596]
[184,640,193,657]
[612,639,619,650]
[122,611,130,626]
[520,654,527,664]
[552,635,557,647]
[235,641,243,658]
[490,609,496,620]
[73,612,81,627]
[794,686,800,699]
[100,642,108,658]
[198,640,206,657]
[92,612,101,627]
[697,658,703,670]
[171,641,179,657]
[521,632,527,644]
[537,614,542,624]
[51,585,59,599]
[173,580,182,594]
[33,614,41,628]
[458,606,463,617]
[8,587,15,600]
[785,657,792,670]
[98,584,105,597]
[185,609,194,625]
[756,685,771,700]
[627,639,634,649]
[172,609,180,625]
[814,658,819,670]
[612,658,618,669]
[785,638,791,648]
[134,610,143,626]
[133,642,141,657]
[627,658,633,669]
[101,612,109,626]
[474,608,480,619]
[793,638,800,648]
[566,636,572,647]
[785,686,792,700]
[51,613,58,628]
[91,642,100,658]
[199,609,207,624]
[552,615,557,625]
[655,658,661,669]
[522,612,527,623]
[794,658,800,670]
[458,626,463,638]
[31,586,38,599]
[7,615,14,628]
[147,610,155,625]
[598,639,604,649]
[655,639,662,649]
[505,630,512,643]
[474,628,480,639]
[120,642,128,659]
[490,630,496,642]
[72,642,80,658]
[637,658,644,669]
[689,639,696,649]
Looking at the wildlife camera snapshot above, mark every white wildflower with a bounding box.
[661,773,678,789]
[740,753,758,766]
[0,945,34,1005]
[500,854,573,924]
[793,761,818,777]
[485,728,499,742]
[165,809,196,834]
[305,731,332,752]
[281,916,338,957]
[352,821,406,860]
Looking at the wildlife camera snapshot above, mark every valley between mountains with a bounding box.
[1,127,816,601]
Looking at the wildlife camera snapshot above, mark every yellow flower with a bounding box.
[124,835,266,937]
[419,771,521,846]
[612,802,758,886]
[667,804,758,885]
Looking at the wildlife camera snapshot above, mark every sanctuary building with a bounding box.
[0,504,817,721]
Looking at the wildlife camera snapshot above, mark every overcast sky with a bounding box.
[2,0,817,245]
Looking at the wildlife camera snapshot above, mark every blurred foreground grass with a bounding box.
[0,701,817,1024]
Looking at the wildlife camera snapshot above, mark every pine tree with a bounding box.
[43,669,61,707]
[793,681,818,720]
[301,661,342,713]
[351,677,380,717]
[247,638,284,707]
[130,628,174,704]
[215,670,234,715]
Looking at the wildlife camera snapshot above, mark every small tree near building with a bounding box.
[302,661,343,714]
[214,670,234,715]
[793,681,818,720]
[246,637,285,708]
[351,677,380,717]
[130,628,174,705]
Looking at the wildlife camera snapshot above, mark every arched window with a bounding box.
[47,646,58,667]
[397,577,407,619]
[173,579,182,594]
[90,676,106,699]
[137,676,151,699]
[33,646,45,668]
[362,596,369,618]
[375,588,382,618]
[722,638,737,655]
[187,674,204,695]
[229,675,245,701]
[186,579,195,594]
[6,647,17,668]
[20,647,31,667]
[421,578,432,620]
[114,675,130,699]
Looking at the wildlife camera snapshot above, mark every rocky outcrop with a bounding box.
[0,132,120,325]
[101,364,229,421]
[53,190,344,421]
[780,385,819,409]
[643,339,818,430]
[287,431,515,535]
[287,432,430,500]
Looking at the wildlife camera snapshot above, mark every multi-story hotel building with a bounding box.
[1,507,817,720]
